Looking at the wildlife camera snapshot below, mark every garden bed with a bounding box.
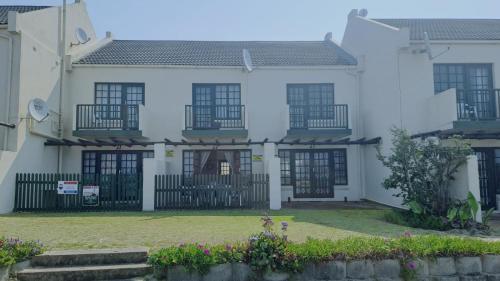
[149,235,500,281]
[0,237,44,281]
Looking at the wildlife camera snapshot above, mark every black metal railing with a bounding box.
[456,89,500,121]
[289,104,349,129]
[76,104,139,131]
[185,105,246,130]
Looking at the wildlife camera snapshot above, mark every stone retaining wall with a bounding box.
[158,255,500,281]
[0,261,30,281]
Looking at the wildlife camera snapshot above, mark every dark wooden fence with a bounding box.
[15,173,143,212]
[154,174,269,209]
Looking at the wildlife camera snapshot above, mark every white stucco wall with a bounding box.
[0,1,98,213]
[63,65,363,201]
[342,13,500,207]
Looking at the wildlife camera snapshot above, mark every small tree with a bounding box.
[377,128,472,216]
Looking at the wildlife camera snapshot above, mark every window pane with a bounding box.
[279,150,291,185]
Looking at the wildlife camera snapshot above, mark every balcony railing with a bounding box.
[185,105,246,130]
[456,89,500,121]
[76,104,139,131]
[289,104,349,129]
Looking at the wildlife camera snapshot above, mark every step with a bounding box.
[17,263,152,281]
[31,248,148,267]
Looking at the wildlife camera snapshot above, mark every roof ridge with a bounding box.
[111,39,327,43]
[373,18,500,21]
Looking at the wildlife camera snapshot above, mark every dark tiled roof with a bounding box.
[75,40,357,66]
[0,6,51,25]
[373,19,500,41]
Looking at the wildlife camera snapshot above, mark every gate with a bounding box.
[154,174,269,209]
[14,173,143,211]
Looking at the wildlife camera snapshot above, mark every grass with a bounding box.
[0,209,498,250]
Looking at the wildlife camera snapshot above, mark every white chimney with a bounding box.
[324,32,333,42]
[359,9,368,17]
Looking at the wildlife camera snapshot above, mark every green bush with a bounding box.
[148,242,246,275]
[0,237,44,267]
[149,234,500,275]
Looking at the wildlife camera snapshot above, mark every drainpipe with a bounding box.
[57,0,67,173]
[0,34,13,151]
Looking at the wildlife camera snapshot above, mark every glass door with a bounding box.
[293,151,334,198]
[475,149,497,209]
[193,85,214,129]
[466,65,494,119]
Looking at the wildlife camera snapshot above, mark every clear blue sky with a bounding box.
[1,0,500,42]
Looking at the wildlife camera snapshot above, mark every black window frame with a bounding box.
[182,149,252,176]
[81,150,153,175]
[192,83,242,121]
[286,83,335,129]
[433,63,493,94]
[278,149,348,186]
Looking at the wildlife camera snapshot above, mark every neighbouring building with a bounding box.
[0,2,497,213]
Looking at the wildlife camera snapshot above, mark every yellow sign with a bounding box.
[165,150,174,157]
[252,154,263,161]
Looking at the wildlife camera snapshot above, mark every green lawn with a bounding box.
[0,209,496,250]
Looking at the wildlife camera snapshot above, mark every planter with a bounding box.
[0,266,10,281]
[263,270,289,281]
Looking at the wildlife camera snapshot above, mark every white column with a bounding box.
[264,142,281,210]
[449,155,482,222]
[153,143,166,174]
[142,158,155,211]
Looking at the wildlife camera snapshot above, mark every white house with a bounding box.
[0,2,497,213]
[342,9,500,210]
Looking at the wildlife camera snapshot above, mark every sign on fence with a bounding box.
[57,181,78,195]
[82,186,99,206]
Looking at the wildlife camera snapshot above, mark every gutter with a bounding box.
[0,33,13,150]
[57,1,67,173]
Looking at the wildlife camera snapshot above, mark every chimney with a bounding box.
[106,31,113,39]
[348,9,358,19]
[359,8,368,17]
[324,32,333,42]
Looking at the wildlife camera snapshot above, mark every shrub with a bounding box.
[0,237,44,267]
[148,216,500,276]
[148,242,245,275]
[377,128,472,217]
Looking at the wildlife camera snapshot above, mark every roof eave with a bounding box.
[71,63,357,70]
[410,39,500,44]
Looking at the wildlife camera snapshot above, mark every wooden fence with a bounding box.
[14,173,143,212]
[154,174,269,209]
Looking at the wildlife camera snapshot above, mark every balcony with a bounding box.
[286,104,352,138]
[182,105,248,138]
[73,104,143,138]
[427,89,500,133]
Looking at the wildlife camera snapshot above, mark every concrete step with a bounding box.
[31,248,148,267]
[17,263,152,281]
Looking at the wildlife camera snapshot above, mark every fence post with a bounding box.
[142,159,155,211]
[264,143,281,210]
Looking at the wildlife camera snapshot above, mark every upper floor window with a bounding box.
[193,84,241,119]
[433,64,493,94]
[287,84,336,129]
[95,83,145,105]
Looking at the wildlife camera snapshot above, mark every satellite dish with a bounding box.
[28,98,49,122]
[324,32,333,42]
[75,27,90,44]
[423,32,433,60]
[242,49,253,72]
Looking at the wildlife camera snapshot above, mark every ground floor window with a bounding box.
[278,149,347,198]
[82,150,153,175]
[474,148,500,209]
[182,149,251,176]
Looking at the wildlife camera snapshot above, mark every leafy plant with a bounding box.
[377,128,472,217]
[0,237,44,266]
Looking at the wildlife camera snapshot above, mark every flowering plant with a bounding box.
[247,215,297,273]
[0,237,44,266]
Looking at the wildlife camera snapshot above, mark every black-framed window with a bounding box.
[433,64,493,94]
[182,149,251,176]
[278,150,291,185]
[287,84,335,128]
[82,150,152,175]
[95,83,145,105]
[193,83,241,118]
[278,149,347,186]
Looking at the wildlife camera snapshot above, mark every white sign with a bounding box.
[57,181,78,195]
[82,186,99,206]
